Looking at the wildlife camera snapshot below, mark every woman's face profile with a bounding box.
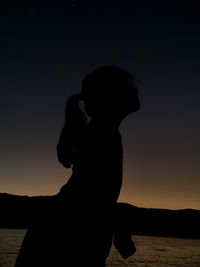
[122,86,140,116]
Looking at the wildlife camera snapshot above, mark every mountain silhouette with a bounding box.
[0,193,200,239]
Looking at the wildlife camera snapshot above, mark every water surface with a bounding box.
[0,229,199,267]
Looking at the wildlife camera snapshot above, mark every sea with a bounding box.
[0,229,200,267]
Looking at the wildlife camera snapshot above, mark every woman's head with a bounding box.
[80,66,140,118]
[57,66,140,168]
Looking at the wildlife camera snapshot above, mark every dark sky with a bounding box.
[1,0,200,209]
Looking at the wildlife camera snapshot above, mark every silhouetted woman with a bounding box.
[14,66,140,267]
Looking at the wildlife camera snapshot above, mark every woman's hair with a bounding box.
[81,66,136,94]
[57,65,139,168]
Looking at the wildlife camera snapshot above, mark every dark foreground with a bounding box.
[0,193,200,239]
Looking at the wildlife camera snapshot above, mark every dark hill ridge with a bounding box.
[0,193,200,239]
[115,202,200,239]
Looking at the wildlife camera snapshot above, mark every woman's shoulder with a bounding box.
[84,118,121,139]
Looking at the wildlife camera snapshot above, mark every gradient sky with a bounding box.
[1,0,200,210]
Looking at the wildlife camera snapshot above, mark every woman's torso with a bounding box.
[59,118,123,211]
